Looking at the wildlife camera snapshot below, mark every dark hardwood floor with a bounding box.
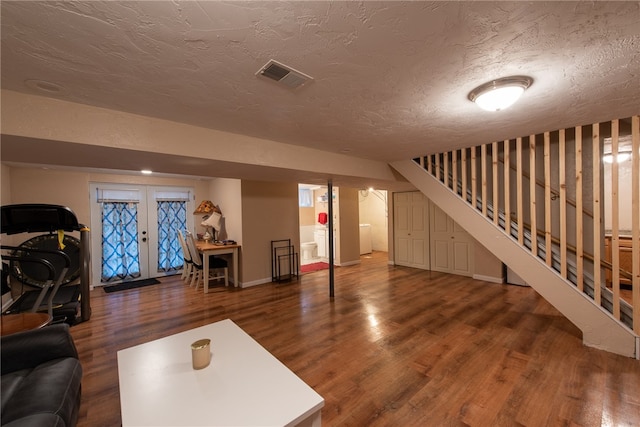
[71,251,640,426]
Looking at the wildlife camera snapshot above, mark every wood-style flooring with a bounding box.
[71,251,640,426]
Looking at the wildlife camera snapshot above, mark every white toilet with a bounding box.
[301,242,317,261]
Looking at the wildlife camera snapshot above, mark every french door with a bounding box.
[89,184,194,286]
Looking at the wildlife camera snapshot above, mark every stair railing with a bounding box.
[414,115,639,334]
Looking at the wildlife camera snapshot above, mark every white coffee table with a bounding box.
[117,319,324,426]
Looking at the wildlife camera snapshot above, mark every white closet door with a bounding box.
[393,191,430,269]
[429,203,474,277]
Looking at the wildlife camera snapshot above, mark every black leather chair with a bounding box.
[1,324,82,427]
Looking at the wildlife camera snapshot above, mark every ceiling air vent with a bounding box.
[256,59,313,89]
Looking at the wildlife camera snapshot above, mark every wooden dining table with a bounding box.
[195,241,240,293]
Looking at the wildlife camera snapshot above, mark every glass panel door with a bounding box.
[147,187,191,278]
[101,201,142,281]
[90,183,194,286]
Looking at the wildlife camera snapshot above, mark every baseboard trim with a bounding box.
[240,277,270,288]
[472,274,505,284]
[337,260,360,267]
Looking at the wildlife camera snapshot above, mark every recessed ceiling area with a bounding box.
[1,1,639,184]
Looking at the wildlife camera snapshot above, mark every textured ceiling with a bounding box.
[2,1,640,172]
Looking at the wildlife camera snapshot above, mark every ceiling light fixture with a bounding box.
[468,76,533,112]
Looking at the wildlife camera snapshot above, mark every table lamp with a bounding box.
[194,200,221,241]
[201,211,222,242]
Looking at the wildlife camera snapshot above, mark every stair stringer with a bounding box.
[391,159,638,358]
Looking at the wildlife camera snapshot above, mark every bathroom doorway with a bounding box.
[298,184,328,267]
[297,184,389,269]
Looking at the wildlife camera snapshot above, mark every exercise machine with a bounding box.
[1,204,91,323]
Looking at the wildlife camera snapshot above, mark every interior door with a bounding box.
[90,183,193,286]
[393,191,429,269]
[146,186,194,280]
[430,203,474,277]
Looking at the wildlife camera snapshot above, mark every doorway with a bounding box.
[89,183,194,286]
[358,188,388,255]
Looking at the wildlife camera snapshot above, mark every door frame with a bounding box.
[89,183,194,286]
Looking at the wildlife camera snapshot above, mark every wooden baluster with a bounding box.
[452,149,458,196]
[471,147,477,210]
[544,132,552,266]
[593,123,602,305]
[575,126,584,291]
[559,129,567,278]
[444,152,449,188]
[530,135,538,257]
[481,144,488,217]
[462,148,468,204]
[517,137,524,245]
[611,119,620,319]
[504,140,511,236]
[632,115,640,334]
[492,142,499,226]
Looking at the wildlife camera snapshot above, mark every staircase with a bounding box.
[391,115,639,358]
[456,169,633,330]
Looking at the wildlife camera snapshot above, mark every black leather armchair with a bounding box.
[1,323,82,427]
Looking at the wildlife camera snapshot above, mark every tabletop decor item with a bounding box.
[191,338,211,370]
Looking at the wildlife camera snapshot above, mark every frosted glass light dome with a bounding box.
[469,76,533,112]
